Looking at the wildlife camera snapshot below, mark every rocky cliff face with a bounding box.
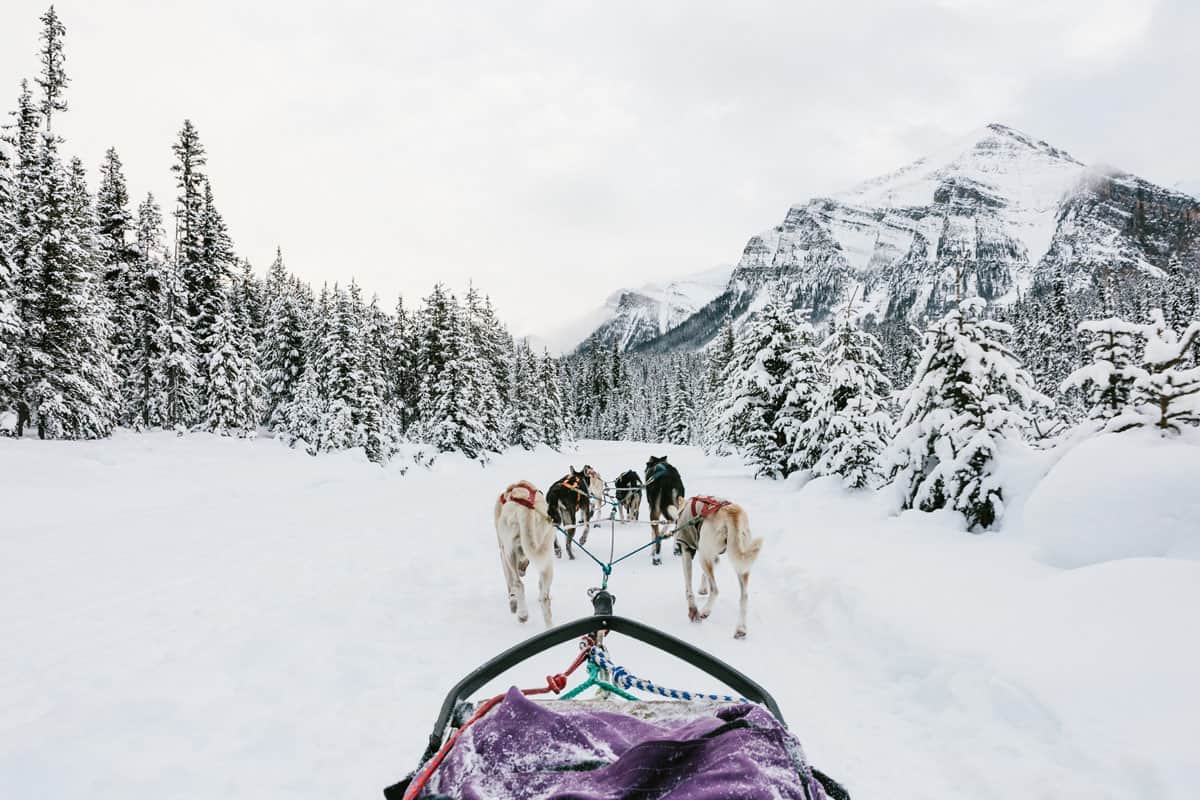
[632,123,1200,352]
[573,266,731,353]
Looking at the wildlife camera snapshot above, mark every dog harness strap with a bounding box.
[690,495,731,519]
[501,482,539,510]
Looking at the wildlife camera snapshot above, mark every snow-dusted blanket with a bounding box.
[424,687,825,799]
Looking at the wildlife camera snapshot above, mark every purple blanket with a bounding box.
[423,687,825,800]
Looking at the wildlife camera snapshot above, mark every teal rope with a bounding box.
[560,658,640,702]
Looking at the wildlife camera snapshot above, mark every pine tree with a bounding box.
[801,317,893,488]
[150,252,199,429]
[507,339,540,450]
[25,138,118,438]
[230,261,263,433]
[538,349,568,450]
[171,120,207,312]
[886,300,1049,530]
[714,296,811,478]
[0,137,20,426]
[95,147,139,415]
[1112,309,1200,434]
[10,81,42,434]
[36,6,68,133]
[417,285,491,459]
[194,180,235,369]
[260,248,308,430]
[772,324,823,473]
[124,193,167,427]
[202,293,250,436]
[1061,317,1146,430]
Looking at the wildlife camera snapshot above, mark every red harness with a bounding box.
[500,481,540,510]
[690,495,731,519]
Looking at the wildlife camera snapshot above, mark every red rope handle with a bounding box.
[403,637,594,800]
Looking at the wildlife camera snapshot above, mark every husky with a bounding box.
[493,481,555,627]
[643,455,684,566]
[581,464,604,529]
[673,496,764,639]
[547,466,592,560]
[614,470,643,521]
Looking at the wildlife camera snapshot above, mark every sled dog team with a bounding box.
[494,456,764,639]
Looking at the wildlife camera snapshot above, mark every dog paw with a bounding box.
[733,628,746,640]
[652,556,662,566]
[517,612,529,623]
[688,606,700,621]
[698,609,711,620]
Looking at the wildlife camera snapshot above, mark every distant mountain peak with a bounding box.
[631,124,1200,354]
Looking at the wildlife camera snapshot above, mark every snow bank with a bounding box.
[1024,432,1200,568]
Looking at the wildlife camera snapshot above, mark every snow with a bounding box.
[1024,431,1200,567]
[834,123,1086,270]
[525,264,732,353]
[3,432,1198,799]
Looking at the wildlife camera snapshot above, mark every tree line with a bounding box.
[0,7,570,462]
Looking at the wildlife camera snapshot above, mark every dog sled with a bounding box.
[384,589,850,800]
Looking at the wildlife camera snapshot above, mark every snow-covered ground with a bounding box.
[2,433,1197,799]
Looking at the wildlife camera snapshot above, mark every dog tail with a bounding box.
[730,506,763,561]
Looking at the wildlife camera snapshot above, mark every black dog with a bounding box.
[644,456,685,566]
[614,470,643,521]
[547,466,591,560]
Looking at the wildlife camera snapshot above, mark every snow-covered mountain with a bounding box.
[548,265,732,353]
[636,123,1200,352]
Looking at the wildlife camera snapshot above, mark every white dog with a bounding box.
[672,496,764,639]
[494,481,556,627]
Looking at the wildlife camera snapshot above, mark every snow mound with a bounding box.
[1024,432,1200,568]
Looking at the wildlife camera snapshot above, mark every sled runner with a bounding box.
[384,590,850,800]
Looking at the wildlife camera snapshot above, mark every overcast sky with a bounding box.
[2,0,1195,335]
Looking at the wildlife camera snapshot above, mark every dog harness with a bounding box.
[690,495,731,519]
[500,481,540,510]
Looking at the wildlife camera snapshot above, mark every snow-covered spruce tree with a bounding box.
[1111,309,1200,435]
[886,299,1050,531]
[123,193,167,428]
[171,120,207,315]
[65,155,120,433]
[538,349,568,450]
[150,250,200,429]
[389,295,420,435]
[715,295,815,478]
[507,339,540,450]
[36,5,68,134]
[416,284,491,460]
[313,284,365,452]
[95,147,139,417]
[799,317,893,488]
[464,285,506,452]
[259,248,308,430]
[664,359,696,445]
[700,322,736,455]
[7,83,41,434]
[772,323,823,474]
[1060,316,1147,431]
[202,293,252,436]
[230,261,264,433]
[0,136,21,424]
[194,180,235,373]
[359,294,403,463]
[23,139,119,439]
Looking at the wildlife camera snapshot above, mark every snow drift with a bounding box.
[1024,431,1200,568]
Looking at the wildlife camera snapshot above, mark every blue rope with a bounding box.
[588,647,749,705]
